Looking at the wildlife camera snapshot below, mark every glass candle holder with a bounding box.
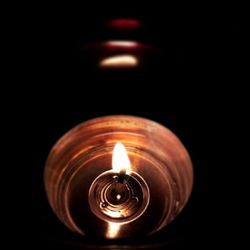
[44,115,193,239]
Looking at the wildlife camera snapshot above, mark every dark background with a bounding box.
[18,3,245,249]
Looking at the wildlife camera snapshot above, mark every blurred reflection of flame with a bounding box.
[99,55,138,68]
[107,18,141,29]
[105,41,139,49]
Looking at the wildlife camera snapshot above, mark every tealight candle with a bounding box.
[44,115,193,238]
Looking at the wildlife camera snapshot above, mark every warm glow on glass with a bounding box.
[106,222,120,239]
[112,142,131,173]
[99,55,138,68]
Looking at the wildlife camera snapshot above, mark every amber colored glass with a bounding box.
[44,115,193,238]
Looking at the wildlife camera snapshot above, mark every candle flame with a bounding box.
[106,222,120,239]
[112,142,131,173]
[99,55,138,68]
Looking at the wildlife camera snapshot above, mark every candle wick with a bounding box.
[117,172,130,184]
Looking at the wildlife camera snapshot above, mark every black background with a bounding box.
[17,2,245,249]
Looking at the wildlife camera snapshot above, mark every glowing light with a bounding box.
[112,142,131,173]
[106,222,120,239]
[108,19,141,29]
[99,55,138,68]
[105,40,139,49]
[116,194,121,200]
[104,210,122,218]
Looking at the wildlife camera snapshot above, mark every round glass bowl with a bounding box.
[44,115,193,238]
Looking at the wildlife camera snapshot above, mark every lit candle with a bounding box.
[88,142,149,232]
[88,142,149,238]
[44,115,193,239]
